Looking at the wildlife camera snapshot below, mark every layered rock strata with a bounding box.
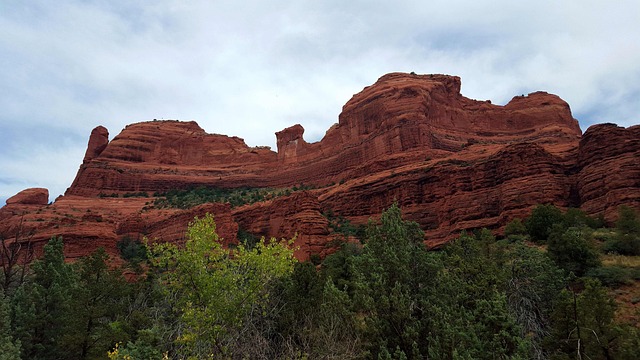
[1,72,638,262]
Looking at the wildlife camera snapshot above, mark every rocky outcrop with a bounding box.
[1,72,638,262]
[576,124,640,221]
[232,191,337,260]
[83,126,109,163]
[65,73,582,196]
[66,121,277,197]
[6,188,49,206]
[0,195,239,263]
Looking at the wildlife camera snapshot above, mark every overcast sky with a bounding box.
[1,1,639,205]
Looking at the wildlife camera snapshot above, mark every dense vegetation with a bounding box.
[1,204,639,359]
[151,186,314,209]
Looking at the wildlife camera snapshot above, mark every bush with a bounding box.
[525,204,564,242]
[309,253,322,266]
[603,235,640,256]
[600,206,640,256]
[586,266,634,287]
[562,208,603,229]
[617,205,640,234]
[237,228,258,249]
[603,206,640,256]
[116,236,147,262]
[547,226,600,276]
[504,219,527,239]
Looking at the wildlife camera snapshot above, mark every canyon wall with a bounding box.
[1,72,638,261]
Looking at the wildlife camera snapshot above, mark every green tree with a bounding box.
[546,278,631,359]
[504,218,527,240]
[319,242,361,293]
[547,226,600,276]
[505,244,565,359]
[352,203,436,358]
[11,237,77,360]
[0,288,21,360]
[562,208,602,229]
[65,248,131,359]
[605,205,640,255]
[525,204,564,242]
[147,213,296,358]
[428,231,530,359]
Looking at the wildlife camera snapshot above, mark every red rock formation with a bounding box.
[232,191,336,260]
[66,120,277,197]
[576,124,640,221]
[1,72,638,263]
[5,188,49,206]
[66,73,582,196]
[83,126,109,163]
[0,196,238,263]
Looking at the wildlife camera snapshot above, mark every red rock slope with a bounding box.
[1,73,638,261]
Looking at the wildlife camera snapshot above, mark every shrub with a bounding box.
[525,204,564,242]
[563,208,603,229]
[586,266,634,287]
[116,236,147,262]
[547,226,600,276]
[309,253,322,266]
[504,219,527,238]
[602,206,640,256]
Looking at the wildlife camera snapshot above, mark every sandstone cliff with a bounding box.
[1,72,638,261]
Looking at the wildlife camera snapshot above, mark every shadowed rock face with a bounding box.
[1,73,638,261]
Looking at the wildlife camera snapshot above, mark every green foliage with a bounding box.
[616,205,640,234]
[585,265,640,287]
[603,206,640,255]
[9,239,134,360]
[505,244,565,358]
[147,213,296,358]
[547,226,601,276]
[117,236,148,262]
[11,237,77,360]
[426,231,531,359]
[309,252,321,265]
[65,248,132,359]
[107,340,164,360]
[562,207,602,229]
[122,191,149,198]
[525,204,564,242]
[545,278,631,359]
[349,205,531,359]
[319,242,361,292]
[3,203,639,359]
[352,203,434,358]
[504,218,527,238]
[236,227,259,249]
[0,288,21,360]
[153,186,293,209]
[323,210,365,239]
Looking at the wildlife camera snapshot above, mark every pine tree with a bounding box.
[11,237,77,360]
[0,288,21,360]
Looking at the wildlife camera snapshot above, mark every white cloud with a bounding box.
[1,0,639,201]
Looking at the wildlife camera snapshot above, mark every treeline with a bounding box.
[1,204,640,359]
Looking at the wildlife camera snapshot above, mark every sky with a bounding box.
[1,0,639,205]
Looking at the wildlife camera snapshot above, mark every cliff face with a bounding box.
[576,124,640,220]
[1,72,638,261]
[66,73,581,195]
